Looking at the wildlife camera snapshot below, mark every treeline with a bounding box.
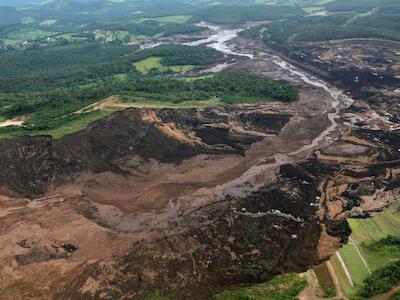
[241,13,400,43]
[0,0,148,27]
[0,73,298,133]
[365,235,400,250]
[326,0,400,12]
[0,43,135,78]
[0,43,223,92]
[359,260,400,298]
[129,44,224,66]
[0,81,120,135]
[189,73,299,103]
[2,73,299,117]
[0,43,138,92]
[113,73,298,103]
[352,13,400,32]
[92,21,204,38]
[192,5,305,24]
[0,0,267,28]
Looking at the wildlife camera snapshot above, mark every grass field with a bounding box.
[213,273,307,300]
[114,98,223,109]
[40,19,57,26]
[0,110,113,140]
[303,6,325,13]
[134,274,307,300]
[129,33,147,40]
[40,110,112,138]
[331,201,400,298]
[4,39,21,46]
[6,28,57,42]
[169,65,195,72]
[20,17,35,24]
[133,57,194,75]
[114,73,129,81]
[54,33,77,41]
[133,57,167,74]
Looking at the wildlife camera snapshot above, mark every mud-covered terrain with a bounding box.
[0,26,399,299]
[232,35,400,213]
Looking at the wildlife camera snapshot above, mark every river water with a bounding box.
[136,22,354,188]
[181,22,355,198]
[183,22,353,158]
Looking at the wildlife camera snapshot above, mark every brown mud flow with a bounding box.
[0,36,399,299]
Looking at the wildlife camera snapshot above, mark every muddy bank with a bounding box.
[0,106,293,198]
[0,82,348,299]
[1,98,398,299]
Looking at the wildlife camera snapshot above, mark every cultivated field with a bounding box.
[331,201,400,298]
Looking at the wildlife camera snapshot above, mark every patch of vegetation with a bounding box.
[303,6,324,13]
[339,241,370,285]
[0,43,221,92]
[0,43,138,92]
[20,17,35,24]
[324,286,337,298]
[169,65,194,72]
[212,273,307,300]
[358,260,400,298]
[364,235,400,250]
[179,75,214,81]
[117,73,298,104]
[192,5,305,24]
[36,110,113,139]
[133,56,194,75]
[114,73,129,81]
[134,57,167,74]
[4,28,57,42]
[0,73,298,139]
[138,15,191,24]
[330,255,355,298]
[242,13,400,43]
[331,201,400,298]
[117,98,224,109]
[93,20,204,39]
[0,110,112,140]
[326,0,400,13]
[129,44,223,68]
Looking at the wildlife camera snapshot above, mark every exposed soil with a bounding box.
[0,115,30,128]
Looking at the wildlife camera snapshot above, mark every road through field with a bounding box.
[327,261,348,300]
[336,252,355,288]
[348,236,372,274]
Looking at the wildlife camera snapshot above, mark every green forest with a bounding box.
[359,260,400,298]
[242,12,400,43]
[0,44,223,92]
[0,73,298,139]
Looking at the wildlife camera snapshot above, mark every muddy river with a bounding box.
[181,23,355,188]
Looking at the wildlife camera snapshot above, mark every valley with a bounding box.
[0,0,399,299]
